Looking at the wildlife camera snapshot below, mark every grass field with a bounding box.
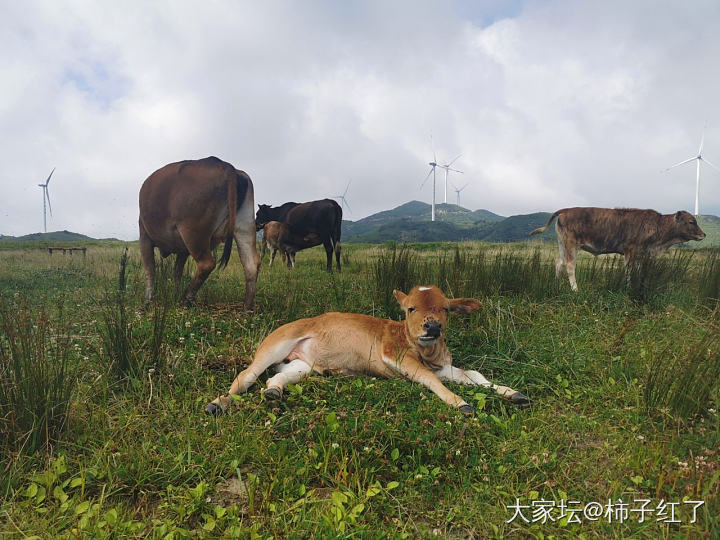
[1,241,719,539]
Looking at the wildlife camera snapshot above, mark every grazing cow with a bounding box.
[530,207,706,291]
[255,199,342,272]
[261,221,321,268]
[139,156,260,309]
[205,285,530,416]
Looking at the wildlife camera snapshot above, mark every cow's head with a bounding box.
[393,286,482,348]
[255,204,273,231]
[673,211,706,241]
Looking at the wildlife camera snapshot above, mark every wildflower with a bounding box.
[331,443,339,449]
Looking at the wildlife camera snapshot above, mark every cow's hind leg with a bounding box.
[555,236,566,278]
[139,220,156,305]
[234,230,260,311]
[334,240,342,272]
[206,336,309,415]
[435,365,531,409]
[565,245,579,292]
[323,239,333,272]
[265,359,311,400]
[173,252,189,287]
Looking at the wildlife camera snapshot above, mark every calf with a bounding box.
[531,207,705,291]
[206,285,529,416]
[260,221,321,268]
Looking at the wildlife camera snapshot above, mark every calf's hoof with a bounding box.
[205,403,223,416]
[264,388,282,401]
[510,392,531,409]
[459,404,475,416]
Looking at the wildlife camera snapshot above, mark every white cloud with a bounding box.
[1,0,720,239]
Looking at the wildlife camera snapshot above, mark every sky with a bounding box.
[2,0,720,240]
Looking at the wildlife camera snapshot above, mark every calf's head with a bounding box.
[393,286,482,347]
[673,211,706,241]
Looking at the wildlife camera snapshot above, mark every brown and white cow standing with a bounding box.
[260,221,321,268]
[139,157,260,309]
[531,207,706,291]
[205,285,529,416]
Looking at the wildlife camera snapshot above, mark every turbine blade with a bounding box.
[430,134,436,164]
[343,197,351,213]
[460,183,468,190]
[701,156,720,173]
[420,167,433,189]
[663,156,697,171]
[699,129,705,155]
[447,167,464,174]
[45,188,52,216]
[446,153,462,167]
[343,180,351,198]
[45,167,55,186]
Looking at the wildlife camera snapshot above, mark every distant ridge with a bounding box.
[0,230,119,243]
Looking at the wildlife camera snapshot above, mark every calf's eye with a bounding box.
[407,307,416,313]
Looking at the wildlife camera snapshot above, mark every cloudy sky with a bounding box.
[2,0,720,240]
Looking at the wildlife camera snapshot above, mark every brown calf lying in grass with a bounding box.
[260,221,321,268]
[206,285,529,416]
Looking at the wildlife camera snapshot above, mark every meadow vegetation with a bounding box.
[1,241,719,538]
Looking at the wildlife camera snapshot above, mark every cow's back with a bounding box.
[285,199,342,240]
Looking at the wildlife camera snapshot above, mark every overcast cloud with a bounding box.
[2,0,720,240]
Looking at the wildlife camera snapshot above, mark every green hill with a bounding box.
[0,230,120,244]
[698,214,720,247]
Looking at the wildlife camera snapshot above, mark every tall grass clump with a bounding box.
[697,249,720,306]
[627,250,694,307]
[644,328,720,421]
[372,244,420,317]
[97,249,172,380]
[0,298,76,455]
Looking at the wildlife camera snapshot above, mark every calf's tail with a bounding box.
[530,210,562,236]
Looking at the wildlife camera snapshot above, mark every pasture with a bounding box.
[1,241,719,538]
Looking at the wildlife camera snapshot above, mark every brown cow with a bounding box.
[139,157,260,309]
[531,207,706,291]
[260,221,321,268]
[205,285,529,416]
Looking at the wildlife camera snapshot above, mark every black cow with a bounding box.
[255,199,342,272]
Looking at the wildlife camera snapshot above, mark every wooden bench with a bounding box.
[48,247,87,256]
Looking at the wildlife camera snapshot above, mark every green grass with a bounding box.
[0,241,719,538]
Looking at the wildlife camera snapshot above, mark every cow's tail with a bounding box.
[331,202,343,251]
[218,168,238,269]
[530,210,563,236]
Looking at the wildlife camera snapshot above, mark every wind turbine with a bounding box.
[439,154,463,203]
[420,136,439,221]
[663,127,720,216]
[333,180,352,214]
[38,168,55,233]
[452,182,468,207]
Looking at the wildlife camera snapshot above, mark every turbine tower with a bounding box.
[663,127,720,216]
[333,180,352,214]
[421,136,439,221]
[439,154,463,203]
[452,182,468,207]
[38,168,55,233]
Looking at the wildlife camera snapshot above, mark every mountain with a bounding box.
[0,230,118,243]
[343,200,504,238]
[698,215,720,247]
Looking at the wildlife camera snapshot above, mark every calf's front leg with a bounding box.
[435,365,530,408]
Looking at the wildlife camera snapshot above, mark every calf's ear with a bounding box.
[448,298,482,314]
[393,289,408,306]
[675,211,683,221]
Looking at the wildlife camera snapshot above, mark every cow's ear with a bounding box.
[448,298,482,314]
[675,211,683,221]
[393,289,407,307]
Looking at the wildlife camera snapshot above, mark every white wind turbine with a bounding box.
[38,168,55,233]
[663,127,720,216]
[439,154,463,203]
[420,136,440,221]
[452,182,468,207]
[333,180,352,214]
